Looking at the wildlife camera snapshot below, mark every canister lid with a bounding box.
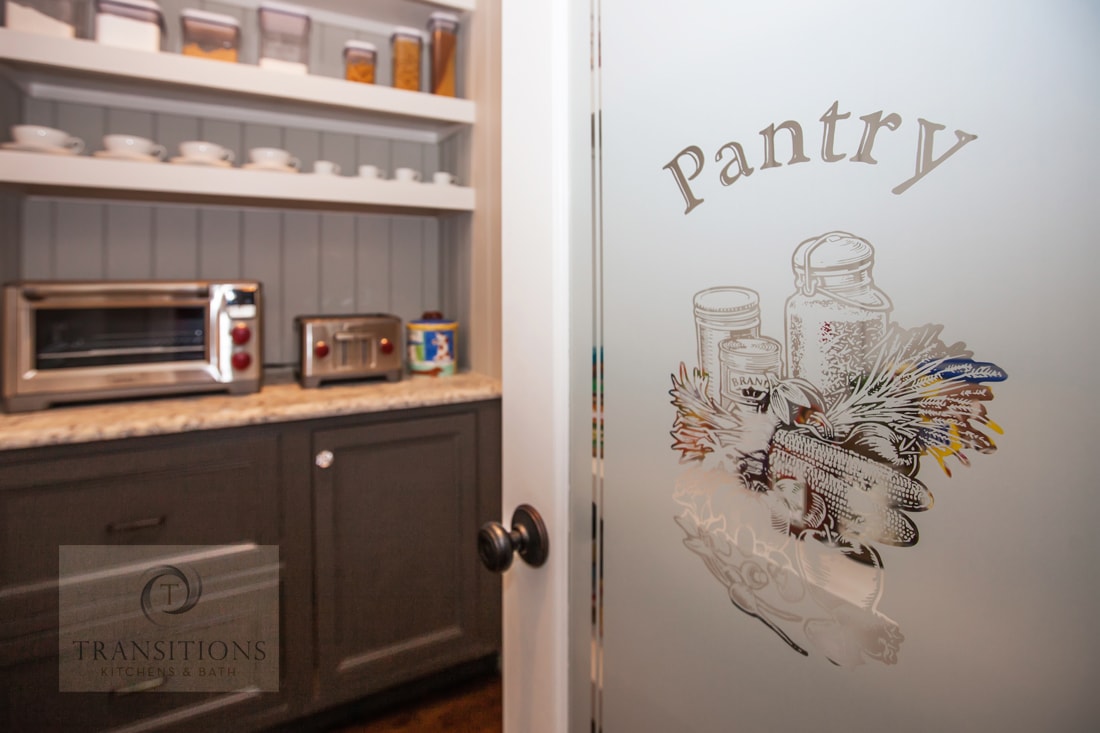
[428,11,460,26]
[719,337,782,372]
[392,25,424,40]
[344,39,377,53]
[693,286,760,317]
[97,0,164,17]
[259,1,309,18]
[791,231,874,275]
[181,9,240,28]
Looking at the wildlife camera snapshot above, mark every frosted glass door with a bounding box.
[587,1,1099,730]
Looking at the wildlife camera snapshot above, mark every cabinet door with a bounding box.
[312,409,498,704]
[0,431,289,733]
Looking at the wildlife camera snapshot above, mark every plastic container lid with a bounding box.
[259,1,309,18]
[392,25,423,40]
[181,9,240,28]
[428,11,460,27]
[344,39,377,54]
[97,0,164,19]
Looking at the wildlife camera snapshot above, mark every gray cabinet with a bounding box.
[0,428,292,733]
[310,403,501,707]
[0,398,501,732]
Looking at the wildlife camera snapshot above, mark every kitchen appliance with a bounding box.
[296,314,402,388]
[2,280,262,412]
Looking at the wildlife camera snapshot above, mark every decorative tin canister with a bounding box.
[407,318,457,375]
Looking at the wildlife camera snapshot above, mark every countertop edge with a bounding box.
[0,372,502,451]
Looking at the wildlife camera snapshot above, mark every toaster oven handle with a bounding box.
[21,284,211,301]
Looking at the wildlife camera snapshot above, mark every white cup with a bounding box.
[313,160,341,175]
[103,134,167,159]
[12,125,83,153]
[179,140,234,163]
[394,167,421,182]
[358,164,385,179]
[432,171,457,185]
[250,147,300,170]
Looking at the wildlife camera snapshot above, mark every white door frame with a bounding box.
[500,1,592,731]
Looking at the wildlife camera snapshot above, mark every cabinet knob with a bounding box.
[478,504,549,573]
[315,450,334,469]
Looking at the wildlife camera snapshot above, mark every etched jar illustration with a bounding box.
[784,232,892,401]
[719,336,782,413]
[694,287,760,402]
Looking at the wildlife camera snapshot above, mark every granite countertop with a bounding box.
[0,372,502,451]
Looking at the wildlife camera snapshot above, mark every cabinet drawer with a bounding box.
[0,432,281,645]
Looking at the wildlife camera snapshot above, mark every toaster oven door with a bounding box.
[33,304,207,370]
[3,283,237,411]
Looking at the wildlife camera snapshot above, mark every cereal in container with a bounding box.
[180,9,240,63]
[428,11,459,96]
[391,26,421,91]
[343,40,376,84]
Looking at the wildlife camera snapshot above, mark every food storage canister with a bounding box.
[406,316,457,376]
[5,0,83,38]
[258,1,309,74]
[94,0,163,51]
[719,337,782,413]
[390,26,421,91]
[343,39,376,84]
[784,231,892,400]
[427,11,458,96]
[180,8,240,63]
[693,286,760,403]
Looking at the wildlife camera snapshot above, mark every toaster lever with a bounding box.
[334,331,375,341]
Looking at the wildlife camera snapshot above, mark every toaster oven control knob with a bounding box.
[231,352,252,371]
[314,341,330,358]
[231,323,252,345]
[380,338,394,355]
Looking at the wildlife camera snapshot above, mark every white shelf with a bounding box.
[0,28,475,129]
[0,151,475,214]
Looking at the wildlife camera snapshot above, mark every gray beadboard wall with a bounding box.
[2,0,474,369]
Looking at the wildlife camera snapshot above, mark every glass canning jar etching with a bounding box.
[784,231,892,402]
[693,287,760,403]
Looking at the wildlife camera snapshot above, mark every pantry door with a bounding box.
[500,1,1100,731]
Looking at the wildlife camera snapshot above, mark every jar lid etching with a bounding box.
[791,231,891,311]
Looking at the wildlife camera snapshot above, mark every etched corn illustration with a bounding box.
[766,428,933,548]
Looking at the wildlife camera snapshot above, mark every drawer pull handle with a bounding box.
[107,515,166,533]
[113,675,167,695]
[315,450,334,469]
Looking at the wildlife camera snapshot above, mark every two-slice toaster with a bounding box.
[295,314,402,388]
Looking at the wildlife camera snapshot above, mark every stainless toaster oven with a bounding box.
[2,280,262,412]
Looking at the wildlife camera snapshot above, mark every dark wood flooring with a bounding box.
[327,672,502,733]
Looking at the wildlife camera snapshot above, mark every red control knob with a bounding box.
[231,351,252,371]
[314,341,330,358]
[231,324,252,345]
[380,338,394,355]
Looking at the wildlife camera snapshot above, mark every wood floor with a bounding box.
[327,672,502,733]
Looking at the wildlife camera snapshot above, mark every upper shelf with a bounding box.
[0,28,476,130]
[0,151,475,214]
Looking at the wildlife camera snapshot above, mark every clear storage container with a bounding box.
[94,0,163,51]
[258,1,309,75]
[428,11,458,96]
[5,0,82,38]
[343,39,375,84]
[180,8,239,63]
[390,26,421,91]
